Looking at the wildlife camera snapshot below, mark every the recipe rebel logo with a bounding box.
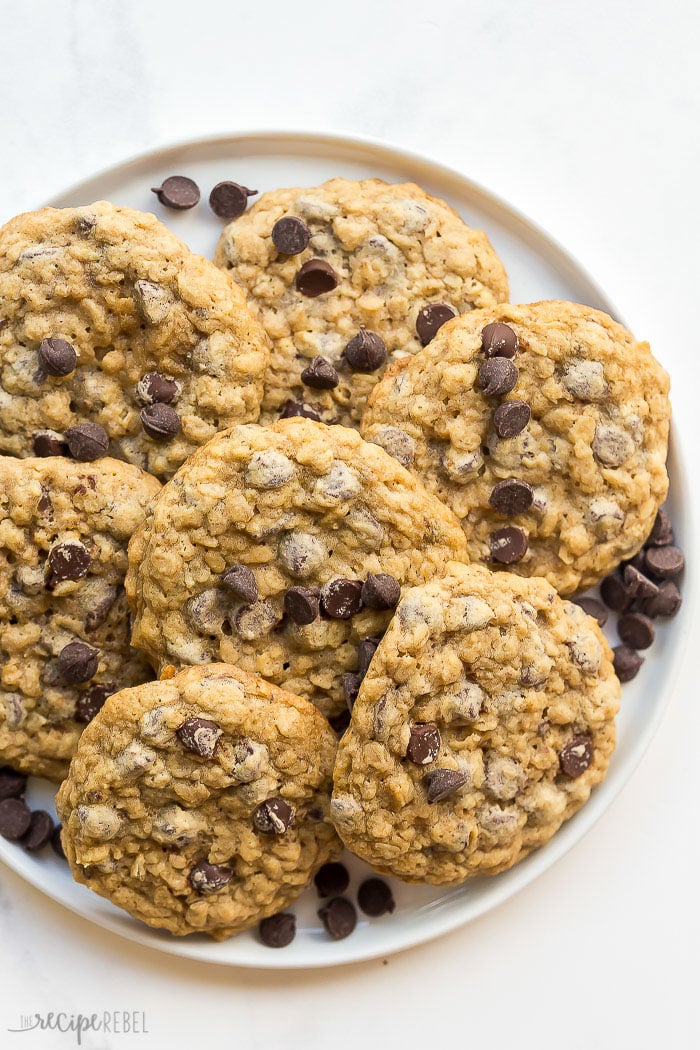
[7,1010,149,1045]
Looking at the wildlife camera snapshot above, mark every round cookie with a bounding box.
[0,201,270,479]
[126,417,468,719]
[213,178,508,427]
[56,663,340,940]
[361,301,670,594]
[0,455,160,780]
[331,561,620,884]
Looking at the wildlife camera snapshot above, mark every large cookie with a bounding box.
[213,178,508,427]
[126,418,468,719]
[0,455,160,780]
[56,663,339,940]
[0,201,270,479]
[331,562,620,884]
[361,301,670,594]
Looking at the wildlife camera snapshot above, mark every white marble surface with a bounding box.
[0,1,698,1047]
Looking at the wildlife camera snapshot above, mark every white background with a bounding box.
[1,1,699,1047]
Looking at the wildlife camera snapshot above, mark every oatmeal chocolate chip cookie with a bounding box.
[361,301,670,595]
[56,663,339,939]
[0,201,269,479]
[126,417,468,718]
[331,561,620,884]
[213,178,508,428]
[0,455,160,780]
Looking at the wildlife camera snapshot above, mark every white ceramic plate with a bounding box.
[0,131,690,968]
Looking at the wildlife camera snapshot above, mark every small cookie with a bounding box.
[214,178,508,427]
[0,455,160,780]
[0,201,270,479]
[331,562,620,883]
[126,418,468,718]
[361,301,670,594]
[56,663,339,939]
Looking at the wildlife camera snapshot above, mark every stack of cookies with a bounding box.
[0,177,680,946]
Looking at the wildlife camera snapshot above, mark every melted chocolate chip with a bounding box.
[151,176,200,210]
[253,797,294,834]
[559,735,593,777]
[33,431,69,457]
[357,637,380,679]
[320,578,363,619]
[406,723,441,765]
[209,181,257,219]
[39,337,77,377]
[481,321,519,358]
[343,328,387,372]
[189,860,233,895]
[295,259,338,297]
[478,357,518,397]
[361,573,400,610]
[301,356,339,389]
[489,526,528,564]
[46,541,91,586]
[75,684,113,723]
[136,372,179,405]
[425,767,468,803]
[272,216,311,255]
[284,586,320,625]
[493,400,531,439]
[488,478,534,515]
[416,303,457,345]
[279,400,321,421]
[140,403,181,441]
[222,564,258,604]
[65,423,109,461]
[177,717,222,758]
[58,641,99,684]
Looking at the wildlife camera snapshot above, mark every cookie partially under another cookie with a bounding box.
[56,663,339,940]
[214,177,508,427]
[0,455,160,780]
[361,301,670,595]
[0,201,270,479]
[331,562,620,884]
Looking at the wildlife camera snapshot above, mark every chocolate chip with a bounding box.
[320,578,363,619]
[416,303,457,345]
[51,823,66,859]
[151,175,200,210]
[75,684,113,723]
[189,860,233,895]
[574,597,608,627]
[490,526,528,564]
[22,810,54,851]
[600,573,632,612]
[177,717,222,759]
[559,735,593,777]
[301,356,339,389]
[358,637,380,679]
[481,321,519,358]
[342,672,361,711]
[209,181,257,219]
[623,564,659,601]
[478,357,518,397]
[318,897,357,940]
[647,509,674,547]
[259,912,296,948]
[618,612,655,649]
[279,399,321,421]
[643,579,682,618]
[314,862,350,898]
[644,545,685,580]
[0,767,27,801]
[328,708,351,735]
[295,259,338,297]
[222,564,258,604]
[488,478,534,515]
[493,400,531,438]
[343,328,387,372]
[85,587,119,632]
[361,573,400,610]
[425,767,468,803]
[253,797,294,834]
[272,216,311,255]
[140,403,181,441]
[46,541,91,586]
[0,797,32,840]
[406,723,441,765]
[136,372,179,405]
[58,641,99,683]
[65,422,109,461]
[33,431,69,457]
[613,645,644,682]
[357,878,395,917]
[284,586,320,625]
[38,337,77,377]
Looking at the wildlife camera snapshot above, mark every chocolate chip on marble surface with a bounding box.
[357,637,380,679]
[488,478,534,515]
[343,327,387,372]
[140,403,181,441]
[493,399,531,438]
[406,723,441,765]
[22,810,55,851]
[478,357,518,397]
[51,823,66,859]
[558,735,593,778]
[151,175,200,210]
[574,597,608,627]
[613,644,644,683]
[46,541,91,586]
[279,399,321,421]
[272,216,311,255]
[415,303,457,345]
[39,337,77,377]
[75,684,113,723]
[342,672,361,711]
[284,586,320,625]
[318,897,357,940]
[600,573,632,612]
[361,573,400,610]
[0,767,27,801]
[0,797,32,841]
[189,860,233,895]
[301,356,339,389]
[259,912,296,948]
[136,372,179,405]
[643,579,682,618]
[425,767,468,803]
[222,564,258,604]
[314,862,350,898]
[618,612,655,649]
[489,526,528,564]
[481,321,519,358]
[177,717,222,759]
[33,430,69,457]
[253,797,294,834]
[644,545,685,580]
[65,422,109,461]
[357,878,396,917]
[295,258,338,297]
[646,509,674,547]
[209,181,257,219]
[320,578,363,619]
[58,641,99,684]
